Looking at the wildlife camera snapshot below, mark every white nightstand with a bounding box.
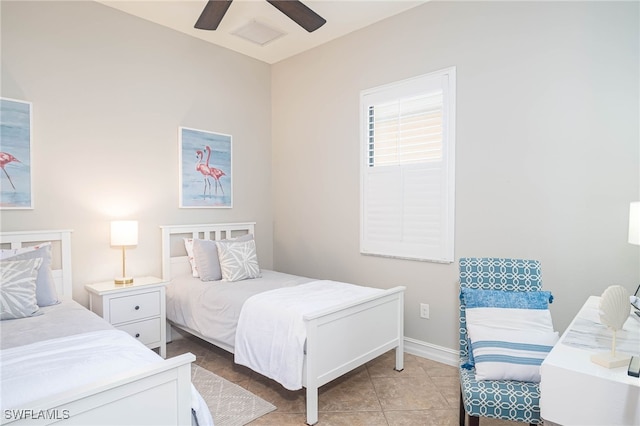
[85,276,167,358]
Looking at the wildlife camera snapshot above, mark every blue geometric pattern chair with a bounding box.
[459,257,543,426]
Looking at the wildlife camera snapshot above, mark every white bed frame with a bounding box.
[160,222,405,425]
[0,230,196,426]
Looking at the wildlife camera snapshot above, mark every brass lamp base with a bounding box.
[115,245,133,286]
[114,276,134,286]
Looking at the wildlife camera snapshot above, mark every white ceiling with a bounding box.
[97,0,427,64]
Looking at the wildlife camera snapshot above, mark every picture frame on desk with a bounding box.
[629,356,640,377]
[630,283,640,314]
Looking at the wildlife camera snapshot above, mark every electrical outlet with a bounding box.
[420,303,430,319]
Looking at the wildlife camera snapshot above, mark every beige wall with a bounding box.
[1,1,273,306]
[2,1,639,355]
[272,1,640,352]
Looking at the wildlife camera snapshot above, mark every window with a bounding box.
[360,67,456,262]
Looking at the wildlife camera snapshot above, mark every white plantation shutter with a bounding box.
[360,67,456,262]
[368,92,443,166]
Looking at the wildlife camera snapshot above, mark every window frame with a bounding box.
[359,66,456,263]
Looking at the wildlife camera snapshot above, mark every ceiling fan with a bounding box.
[195,0,326,33]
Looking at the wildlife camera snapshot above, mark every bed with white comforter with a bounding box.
[167,271,384,390]
[1,301,212,426]
[167,269,313,349]
[161,222,406,425]
[0,229,213,426]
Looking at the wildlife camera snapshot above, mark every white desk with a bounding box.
[540,296,640,426]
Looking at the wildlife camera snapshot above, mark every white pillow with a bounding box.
[216,239,261,282]
[468,325,559,382]
[0,258,44,320]
[461,288,558,382]
[183,238,199,278]
[465,307,555,333]
[0,242,59,307]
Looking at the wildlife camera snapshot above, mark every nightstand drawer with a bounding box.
[109,291,160,324]
[116,318,161,346]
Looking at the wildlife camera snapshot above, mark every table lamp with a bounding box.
[110,220,138,285]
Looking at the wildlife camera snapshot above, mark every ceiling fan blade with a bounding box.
[266,0,326,33]
[195,0,233,30]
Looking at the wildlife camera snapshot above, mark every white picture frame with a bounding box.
[178,127,232,208]
[0,97,33,209]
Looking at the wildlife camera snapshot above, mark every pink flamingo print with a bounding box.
[204,146,225,196]
[195,150,213,197]
[0,152,21,190]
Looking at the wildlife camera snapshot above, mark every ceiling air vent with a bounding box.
[231,21,286,46]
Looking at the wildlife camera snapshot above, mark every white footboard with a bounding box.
[303,286,405,425]
[2,353,195,426]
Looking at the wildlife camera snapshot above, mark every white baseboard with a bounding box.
[404,337,459,367]
[169,321,458,367]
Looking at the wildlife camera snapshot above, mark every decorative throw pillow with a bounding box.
[461,288,557,381]
[216,239,261,282]
[0,242,59,307]
[469,325,558,382]
[0,258,44,320]
[462,288,555,333]
[462,288,553,309]
[193,234,254,282]
[193,239,221,281]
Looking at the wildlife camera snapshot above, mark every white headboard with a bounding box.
[0,229,74,300]
[160,222,255,280]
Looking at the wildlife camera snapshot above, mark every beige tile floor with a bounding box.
[167,335,525,426]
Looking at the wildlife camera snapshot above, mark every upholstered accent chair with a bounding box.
[458,257,544,426]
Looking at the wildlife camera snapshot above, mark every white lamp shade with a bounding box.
[629,202,640,245]
[110,220,138,246]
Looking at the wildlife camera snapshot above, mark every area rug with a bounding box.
[192,364,276,426]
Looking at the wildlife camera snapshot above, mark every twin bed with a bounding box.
[0,230,207,426]
[1,223,406,426]
[161,222,406,425]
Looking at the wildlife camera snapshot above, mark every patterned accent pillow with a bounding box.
[0,242,59,307]
[216,239,261,282]
[1,258,44,320]
[462,288,553,309]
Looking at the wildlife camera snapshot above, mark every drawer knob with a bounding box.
[134,305,140,310]
[135,333,140,338]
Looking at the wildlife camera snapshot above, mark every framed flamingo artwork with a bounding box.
[179,127,232,208]
[0,97,33,209]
